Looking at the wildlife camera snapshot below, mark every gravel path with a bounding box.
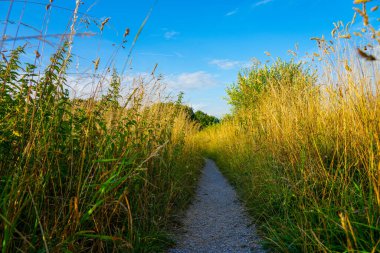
[169,159,265,253]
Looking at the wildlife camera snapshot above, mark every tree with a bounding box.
[226,59,315,112]
[193,110,220,129]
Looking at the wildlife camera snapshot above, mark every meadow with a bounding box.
[0,44,204,252]
[198,1,380,252]
[1,0,380,252]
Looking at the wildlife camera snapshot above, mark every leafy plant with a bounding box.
[0,44,203,252]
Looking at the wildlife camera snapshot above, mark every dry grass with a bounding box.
[198,2,380,252]
[0,2,203,251]
[0,47,203,251]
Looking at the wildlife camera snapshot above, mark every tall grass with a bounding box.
[198,2,380,252]
[0,43,203,252]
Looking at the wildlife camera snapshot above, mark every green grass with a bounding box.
[197,4,380,252]
[2,1,380,252]
[0,44,203,252]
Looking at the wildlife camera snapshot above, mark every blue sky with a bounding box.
[0,0,362,117]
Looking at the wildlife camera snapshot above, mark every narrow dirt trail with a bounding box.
[169,159,265,253]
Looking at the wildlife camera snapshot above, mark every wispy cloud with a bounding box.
[253,0,274,7]
[165,71,217,90]
[189,103,208,111]
[225,8,239,16]
[164,30,180,40]
[66,72,150,98]
[209,59,242,70]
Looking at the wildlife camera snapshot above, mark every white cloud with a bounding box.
[209,59,242,70]
[164,30,180,40]
[67,70,218,99]
[165,71,217,90]
[253,0,274,7]
[66,72,151,98]
[188,103,208,111]
[226,8,239,16]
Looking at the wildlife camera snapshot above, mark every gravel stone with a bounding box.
[169,159,265,253]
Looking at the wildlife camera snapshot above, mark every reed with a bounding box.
[198,1,380,251]
[0,43,202,253]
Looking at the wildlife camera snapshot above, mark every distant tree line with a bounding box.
[172,92,220,129]
[158,103,220,129]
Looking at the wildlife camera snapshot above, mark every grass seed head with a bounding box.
[100,17,110,31]
[357,48,377,61]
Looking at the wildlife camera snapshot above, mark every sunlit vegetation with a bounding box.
[1,0,380,252]
[0,43,204,252]
[197,1,380,252]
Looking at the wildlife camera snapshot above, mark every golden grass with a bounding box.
[198,2,380,251]
[0,45,203,252]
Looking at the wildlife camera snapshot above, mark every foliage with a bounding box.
[148,99,219,129]
[226,59,315,112]
[0,45,203,252]
[193,110,219,129]
[198,2,380,251]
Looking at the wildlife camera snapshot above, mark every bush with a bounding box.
[226,59,315,112]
